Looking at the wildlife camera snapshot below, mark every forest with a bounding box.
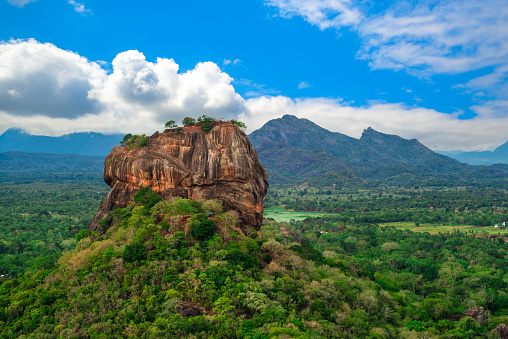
[2,178,508,338]
[0,172,108,277]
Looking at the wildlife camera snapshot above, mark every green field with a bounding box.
[378,221,508,235]
[263,207,338,222]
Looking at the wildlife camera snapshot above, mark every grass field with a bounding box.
[264,207,337,222]
[378,221,508,235]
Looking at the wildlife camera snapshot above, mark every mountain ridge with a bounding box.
[0,128,123,156]
[249,115,505,186]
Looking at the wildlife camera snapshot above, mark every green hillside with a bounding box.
[3,192,508,338]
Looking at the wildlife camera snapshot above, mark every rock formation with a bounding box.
[89,121,268,234]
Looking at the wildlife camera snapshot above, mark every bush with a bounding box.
[167,198,203,216]
[182,117,196,127]
[75,229,91,244]
[190,214,215,241]
[123,242,147,262]
[133,187,163,215]
[230,119,247,131]
[125,134,149,149]
[98,215,113,232]
[197,115,216,132]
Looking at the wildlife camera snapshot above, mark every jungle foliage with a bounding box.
[2,191,508,338]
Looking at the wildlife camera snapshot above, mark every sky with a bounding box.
[1,0,507,151]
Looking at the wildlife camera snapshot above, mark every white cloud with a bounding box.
[0,40,245,136]
[0,39,106,118]
[298,81,312,89]
[7,0,36,7]
[223,59,241,66]
[68,0,91,14]
[1,38,508,151]
[265,0,362,30]
[358,0,508,76]
[242,95,508,151]
[266,0,508,108]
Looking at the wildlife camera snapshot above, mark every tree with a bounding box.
[182,117,196,127]
[165,120,177,129]
[120,133,132,145]
[230,119,247,131]
[197,115,216,132]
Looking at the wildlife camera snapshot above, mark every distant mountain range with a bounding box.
[0,151,104,173]
[439,142,508,165]
[0,128,123,156]
[2,118,508,187]
[249,115,508,186]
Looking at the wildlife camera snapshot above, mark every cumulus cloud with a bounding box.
[2,38,508,151]
[242,96,508,151]
[7,0,37,7]
[0,39,245,136]
[0,39,106,118]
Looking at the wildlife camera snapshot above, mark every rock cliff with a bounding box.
[89,121,268,233]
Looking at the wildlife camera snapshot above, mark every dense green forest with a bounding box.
[0,172,108,276]
[2,189,508,338]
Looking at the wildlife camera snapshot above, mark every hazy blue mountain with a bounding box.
[441,141,508,165]
[0,128,123,156]
[0,151,104,173]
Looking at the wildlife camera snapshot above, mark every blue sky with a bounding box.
[1,0,507,151]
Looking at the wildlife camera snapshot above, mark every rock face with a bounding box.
[88,121,268,233]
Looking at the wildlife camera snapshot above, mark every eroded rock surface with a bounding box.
[89,121,268,233]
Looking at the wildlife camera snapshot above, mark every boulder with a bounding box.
[494,324,508,339]
[464,306,488,324]
[89,121,268,234]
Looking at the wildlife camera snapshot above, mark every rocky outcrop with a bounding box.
[494,324,508,339]
[464,307,488,324]
[89,121,268,233]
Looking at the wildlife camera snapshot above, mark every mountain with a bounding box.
[0,151,104,173]
[0,128,123,156]
[441,140,508,165]
[249,115,473,185]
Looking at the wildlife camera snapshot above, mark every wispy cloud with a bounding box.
[236,79,280,97]
[298,81,312,89]
[7,0,37,7]
[223,59,241,66]
[265,0,362,30]
[68,0,91,14]
[265,0,508,126]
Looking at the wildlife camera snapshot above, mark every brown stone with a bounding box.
[88,121,268,234]
[464,306,488,324]
[494,324,508,339]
